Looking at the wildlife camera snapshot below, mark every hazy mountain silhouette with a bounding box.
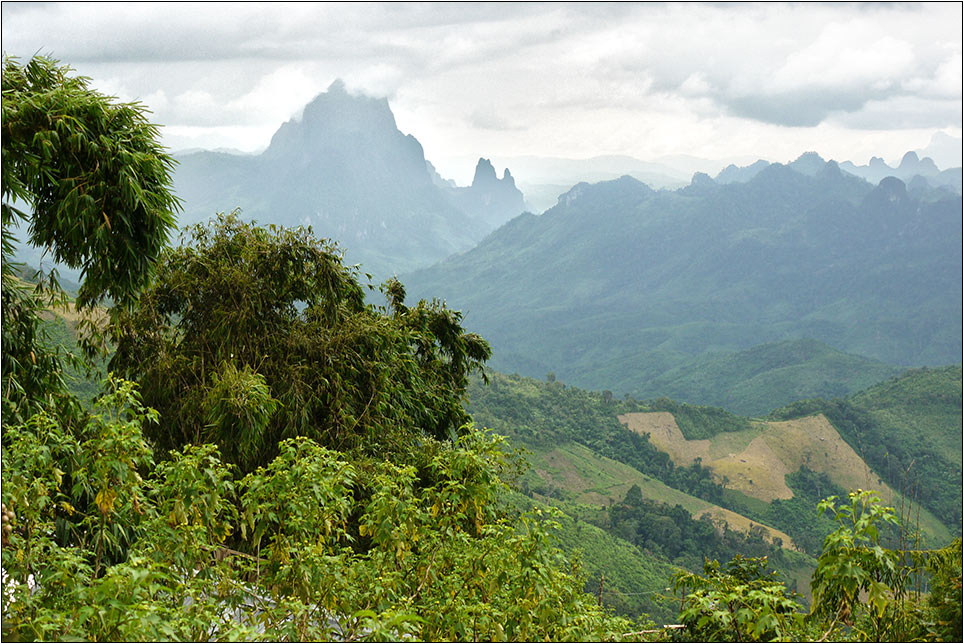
[173,80,523,278]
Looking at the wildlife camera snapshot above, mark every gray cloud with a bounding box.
[2,2,959,167]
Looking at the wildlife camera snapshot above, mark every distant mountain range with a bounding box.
[404,156,962,409]
[172,80,525,279]
[716,150,962,195]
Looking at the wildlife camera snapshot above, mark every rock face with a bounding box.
[173,81,517,280]
[445,158,526,230]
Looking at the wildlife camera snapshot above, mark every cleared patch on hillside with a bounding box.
[526,441,798,551]
[619,412,896,504]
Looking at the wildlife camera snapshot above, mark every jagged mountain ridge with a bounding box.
[172,80,524,279]
[716,151,962,195]
[404,158,962,408]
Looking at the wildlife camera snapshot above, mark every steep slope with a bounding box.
[172,81,521,279]
[616,411,949,545]
[771,366,963,534]
[406,160,962,407]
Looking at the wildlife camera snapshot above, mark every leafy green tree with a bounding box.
[921,538,963,642]
[2,57,634,642]
[2,55,179,422]
[672,555,804,642]
[809,490,962,642]
[109,212,490,471]
[810,490,903,639]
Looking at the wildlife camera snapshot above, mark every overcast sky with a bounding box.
[2,1,961,183]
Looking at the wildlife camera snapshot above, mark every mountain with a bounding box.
[474,154,693,213]
[467,369,958,611]
[405,158,962,410]
[771,365,963,534]
[715,159,770,184]
[839,151,962,194]
[446,158,526,230]
[172,80,522,279]
[716,151,962,197]
[917,131,963,171]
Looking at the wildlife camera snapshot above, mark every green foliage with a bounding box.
[762,467,846,556]
[643,397,751,439]
[633,339,903,417]
[468,372,725,503]
[110,212,490,471]
[609,486,787,574]
[507,491,678,624]
[203,364,280,469]
[811,491,902,627]
[806,490,960,642]
[2,55,178,424]
[673,555,804,642]
[921,538,963,642]
[2,396,635,641]
[404,168,961,404]
[2,55,179,310]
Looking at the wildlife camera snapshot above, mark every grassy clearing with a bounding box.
[619,411,952,544]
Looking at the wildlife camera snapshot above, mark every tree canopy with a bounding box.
[109,211,491,471]
[2,57,636,642]
[2,55,179,423]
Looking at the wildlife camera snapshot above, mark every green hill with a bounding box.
[407,161,961,413]
[608,338,903,416]
[468,370,956,579]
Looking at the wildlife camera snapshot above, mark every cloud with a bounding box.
[1,2,959,163]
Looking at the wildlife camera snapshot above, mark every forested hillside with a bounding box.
[771,366,963,534]
[467,371,958,569]
[406,162,962,411]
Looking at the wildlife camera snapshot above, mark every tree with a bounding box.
[2,56,179,421]
[672,555,804,642]
[809,490,962,642]
[110,212,491,471]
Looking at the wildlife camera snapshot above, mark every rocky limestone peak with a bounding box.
[876,175,908,202]
[264,79,400,158]
[690,171,715,186]
[502,168,516,188]
[472,158,499,187]
[818,159,843,180]
[789,151,827,176]
[899,151,921,169]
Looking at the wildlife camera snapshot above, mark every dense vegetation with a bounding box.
[3,56,961,642]
[629,339,902,416]
[1,57,635,641]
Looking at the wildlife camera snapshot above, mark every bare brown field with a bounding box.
[618,412,894,503]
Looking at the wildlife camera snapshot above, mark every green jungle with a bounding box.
[2,57,961,642]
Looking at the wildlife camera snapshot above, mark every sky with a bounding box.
[2,1,962,184]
